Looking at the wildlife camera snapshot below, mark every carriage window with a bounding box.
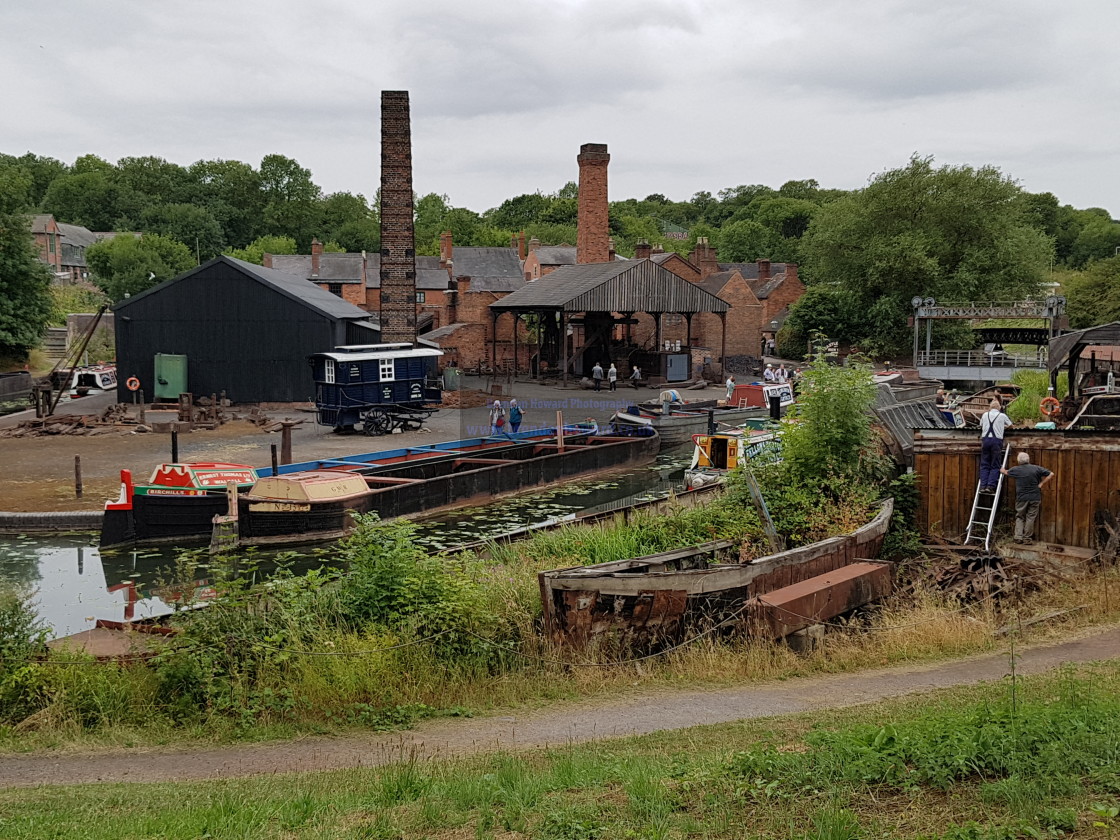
[379,359,395,381]
[324,362,335,383]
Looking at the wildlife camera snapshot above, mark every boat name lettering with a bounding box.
[249,502,312,513]
[145,488,205,496]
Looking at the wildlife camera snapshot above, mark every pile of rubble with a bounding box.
[722,354,764,377]
[903,548,1061,604]
[441,389,491,410]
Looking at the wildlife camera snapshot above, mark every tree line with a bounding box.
[1,149,1118,360]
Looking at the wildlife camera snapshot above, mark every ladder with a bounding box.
[964,446,1012,550]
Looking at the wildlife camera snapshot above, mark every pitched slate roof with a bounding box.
[57,223,98,248]
[269,252,451,290]
[114,256,373,322]
[491,259,729,314]
[29,214,56,234]
[697,271,741,297]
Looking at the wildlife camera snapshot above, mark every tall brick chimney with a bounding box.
[379,90,418,345]
[310,238,322,278]
[691,236,719,279]
[439,231,453,268]
[517,231,526,262]
[634,240,652,260]
[576,143,610,264]
[758,259,771,286]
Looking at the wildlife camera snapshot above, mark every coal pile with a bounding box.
[722,354,763,377]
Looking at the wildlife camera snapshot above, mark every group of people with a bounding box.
[591,362,640,391]
[763,363,793,384]
[488,398,524,435]
[978,399,1054,544]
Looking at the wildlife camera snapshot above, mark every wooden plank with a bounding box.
[927,453,945,538]
[1071,450,1092,549]
[915,454,930,532]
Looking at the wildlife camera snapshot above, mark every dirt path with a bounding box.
[2,626,1117,789]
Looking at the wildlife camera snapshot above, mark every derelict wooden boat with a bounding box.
[956,384,1021,426]
[683,423,781,489]
[539,499,892,645]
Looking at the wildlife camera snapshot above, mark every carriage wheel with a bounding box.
[363,409,391,436]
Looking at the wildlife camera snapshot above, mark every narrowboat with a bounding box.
[683,423,781,489]
[67,364,117,398]
[610,388,781,448]
[101,425,659,548]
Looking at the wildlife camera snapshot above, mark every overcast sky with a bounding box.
[4,0,1118,216]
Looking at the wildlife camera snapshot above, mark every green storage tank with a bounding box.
[154,353,187,401]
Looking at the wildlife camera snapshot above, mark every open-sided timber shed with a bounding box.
[489,260,730,381]
[113,256,380,404]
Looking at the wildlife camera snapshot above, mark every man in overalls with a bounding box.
[979,399,1013,492]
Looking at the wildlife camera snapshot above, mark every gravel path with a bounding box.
[2,626,1116,789]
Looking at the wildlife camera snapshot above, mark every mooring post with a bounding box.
[74,455,83,499]
[280,421,294,465]
[556,410,565,451]
[707,409,716,435]
[271,443,279,475]
[769,393,782,421]
[171,429,179,463]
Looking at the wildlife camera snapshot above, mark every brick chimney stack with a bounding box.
[691,236,719,279]
[310,238,322,278]
[634,240,652,260]
[379,91,418,344]
[576,143,610,264]
[758,259,771,286]
[439,231,453,268]
[528,237,540,253]
[607,237,616,262]
[518,231,526,261]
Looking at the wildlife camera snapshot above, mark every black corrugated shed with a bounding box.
[113,256,379,403]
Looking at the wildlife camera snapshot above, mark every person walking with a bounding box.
[489,400,506,436]
[508,399,523,433]
[725,374,736,402]
[630,364,642,387]
[1001,452,1053,543]
[607,363,618,391]
[979,399,1014,492]
[591,362,604,391]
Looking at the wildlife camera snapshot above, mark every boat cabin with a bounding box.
[69,365,117,397]
[142,463,259,496]
[309,344,443,428]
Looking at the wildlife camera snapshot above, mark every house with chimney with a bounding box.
[30,214,100,282]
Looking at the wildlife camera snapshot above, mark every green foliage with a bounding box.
[0,211,53,358]
[779,342,881,483]
[717,218,780,262]
[1006,370,1068,424]
[47,281,110,327]
[1064,255,1120,329]
[86,233,195,301]
[798,155,1051,355]
[224,234,298,265]
[138,202,225,260]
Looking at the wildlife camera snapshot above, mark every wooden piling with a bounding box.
[74,455,83,499]
[271,443,279,475]
[170,429,179,463]
[280,421,294,465]
[556,410,564,451]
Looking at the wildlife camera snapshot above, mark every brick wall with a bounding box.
[379,90,418,344]
[576,143,610,264]
[761,264,805,323]
[693,275,763,359]
[316,282,366,308]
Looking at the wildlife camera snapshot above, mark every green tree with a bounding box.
[189,159,265,248]
[485,192,551,230]
[0,204,53,359]
[1068,215,1120,269]
[717,219,780,262]
[86,234,194,301]
[319,191,375,246]
[42,171,142,231]
[259,154,321,249]
[224,235,298,265]
[1064,255,1120,328]
[116,156,191,205]
[798,155,1051,355]
[780,342,880,482]
[138,203,225,261]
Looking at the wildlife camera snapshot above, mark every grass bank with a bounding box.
[2,662,1118,839]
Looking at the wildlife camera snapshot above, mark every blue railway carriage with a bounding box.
[309,344,443,434]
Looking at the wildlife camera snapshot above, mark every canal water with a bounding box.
[0,449,692,639]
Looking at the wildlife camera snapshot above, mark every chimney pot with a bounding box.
[529,237,540,253]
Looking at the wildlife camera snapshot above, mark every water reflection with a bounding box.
[0,448,690,639]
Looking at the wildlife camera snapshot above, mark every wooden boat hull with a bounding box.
[539,499,893,645]
[239,433,661,545]
[612,406,770,447]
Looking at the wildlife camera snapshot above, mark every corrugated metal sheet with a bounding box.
[491,260,729,314]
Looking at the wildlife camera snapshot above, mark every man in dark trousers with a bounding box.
[979,399,1013,492]
[1001,452,1054,543]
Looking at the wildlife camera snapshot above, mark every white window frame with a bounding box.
[324,361,335,384]
[379,358,395,382]
[415,291,426,303]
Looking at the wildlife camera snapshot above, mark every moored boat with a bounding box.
[683,422,781,489]
[101,425,658,548]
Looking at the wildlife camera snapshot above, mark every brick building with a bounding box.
[30,214,63,274]
[30,214,101,282]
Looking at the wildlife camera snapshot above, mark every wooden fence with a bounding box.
[913,429,1120,549]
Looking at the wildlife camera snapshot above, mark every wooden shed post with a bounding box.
[718,312,727,373]
[560,311,568,385]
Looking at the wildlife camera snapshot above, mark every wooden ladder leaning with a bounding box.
[964,446,1011,551]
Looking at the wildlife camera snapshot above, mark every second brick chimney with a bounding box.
[310,238,322,278]
[690,236,719,279]
[634,240,652,260]
[439,230,453,269]
[758,259,771,286]
[576,143,610,264]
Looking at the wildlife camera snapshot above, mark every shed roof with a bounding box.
[57,223,97,248]
[113,256,373,321]
[313,346,443,362]
[1049,322,1120,373]
[533,245,577,265]
[490,259,729,314]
